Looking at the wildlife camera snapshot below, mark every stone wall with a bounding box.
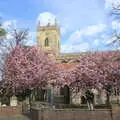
[0,106,22,116]
[31,108,113,120]
[112,105,120,120]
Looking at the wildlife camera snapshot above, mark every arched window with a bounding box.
[45,38,49,47]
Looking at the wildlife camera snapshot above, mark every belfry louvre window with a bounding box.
[45,38,49,46]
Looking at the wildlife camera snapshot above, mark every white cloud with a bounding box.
[68,23,106,44]
[6,33,13,39]
[60,25,69,35]
[25,32,36,46]
[112,20,120,30]
[60,23,107,53]
[2,20,17,30]
[68,30,83,44]
[104,37,116,45]
[101,34,113,45]
[35,0,107,36]
[2,21,12,29]
[84,24,106,36]
[43,0,106,33]
[93,39,100,46]
[37,12,57,27]
[61,43,90,53]
[1,20,17,41]
[37,12,68,35]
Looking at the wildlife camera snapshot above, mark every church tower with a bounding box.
[36,20,60,56]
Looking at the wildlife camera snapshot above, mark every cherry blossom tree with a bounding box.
[0,28,29,83]
[68,51,120,108]
[3,46,59,96]
[0,26,30,103]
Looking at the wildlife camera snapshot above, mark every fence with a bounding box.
[30,104,120,120]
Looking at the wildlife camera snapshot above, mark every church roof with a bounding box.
[57,63,77,70]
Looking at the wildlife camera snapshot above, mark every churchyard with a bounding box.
[0,1,120,120]
[0,49,120,120]
[0,35,120,120]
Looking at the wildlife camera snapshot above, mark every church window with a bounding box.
[45,38,49,46]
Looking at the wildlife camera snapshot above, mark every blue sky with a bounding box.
[0,0,120,53]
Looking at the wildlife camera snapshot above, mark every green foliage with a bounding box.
[16,89,31,102]
[0,28,6,36]
[1,96,10,105]
[0,87,13,98]
[0,24,6,37]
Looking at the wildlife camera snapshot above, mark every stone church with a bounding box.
[36,21,120,105]
[36,21,81,64]
[36,21,85,104]
[36,21,106,105]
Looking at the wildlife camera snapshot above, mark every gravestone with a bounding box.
[72,92,82,104]
[2,104,6,106]
[100,89,106,104]
[10,95,17,106]
[91,88,99,105]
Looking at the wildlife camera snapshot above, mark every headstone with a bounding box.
[25,97,29,104]
[72,92,81,104]
[100,89,106,104]
[10,95,17,106]
[2,104,6,107]
[91,88,99,105]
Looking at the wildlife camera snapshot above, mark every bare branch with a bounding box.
[111,2,120,15]
[11,28,29,45]
[0,28,29,82]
